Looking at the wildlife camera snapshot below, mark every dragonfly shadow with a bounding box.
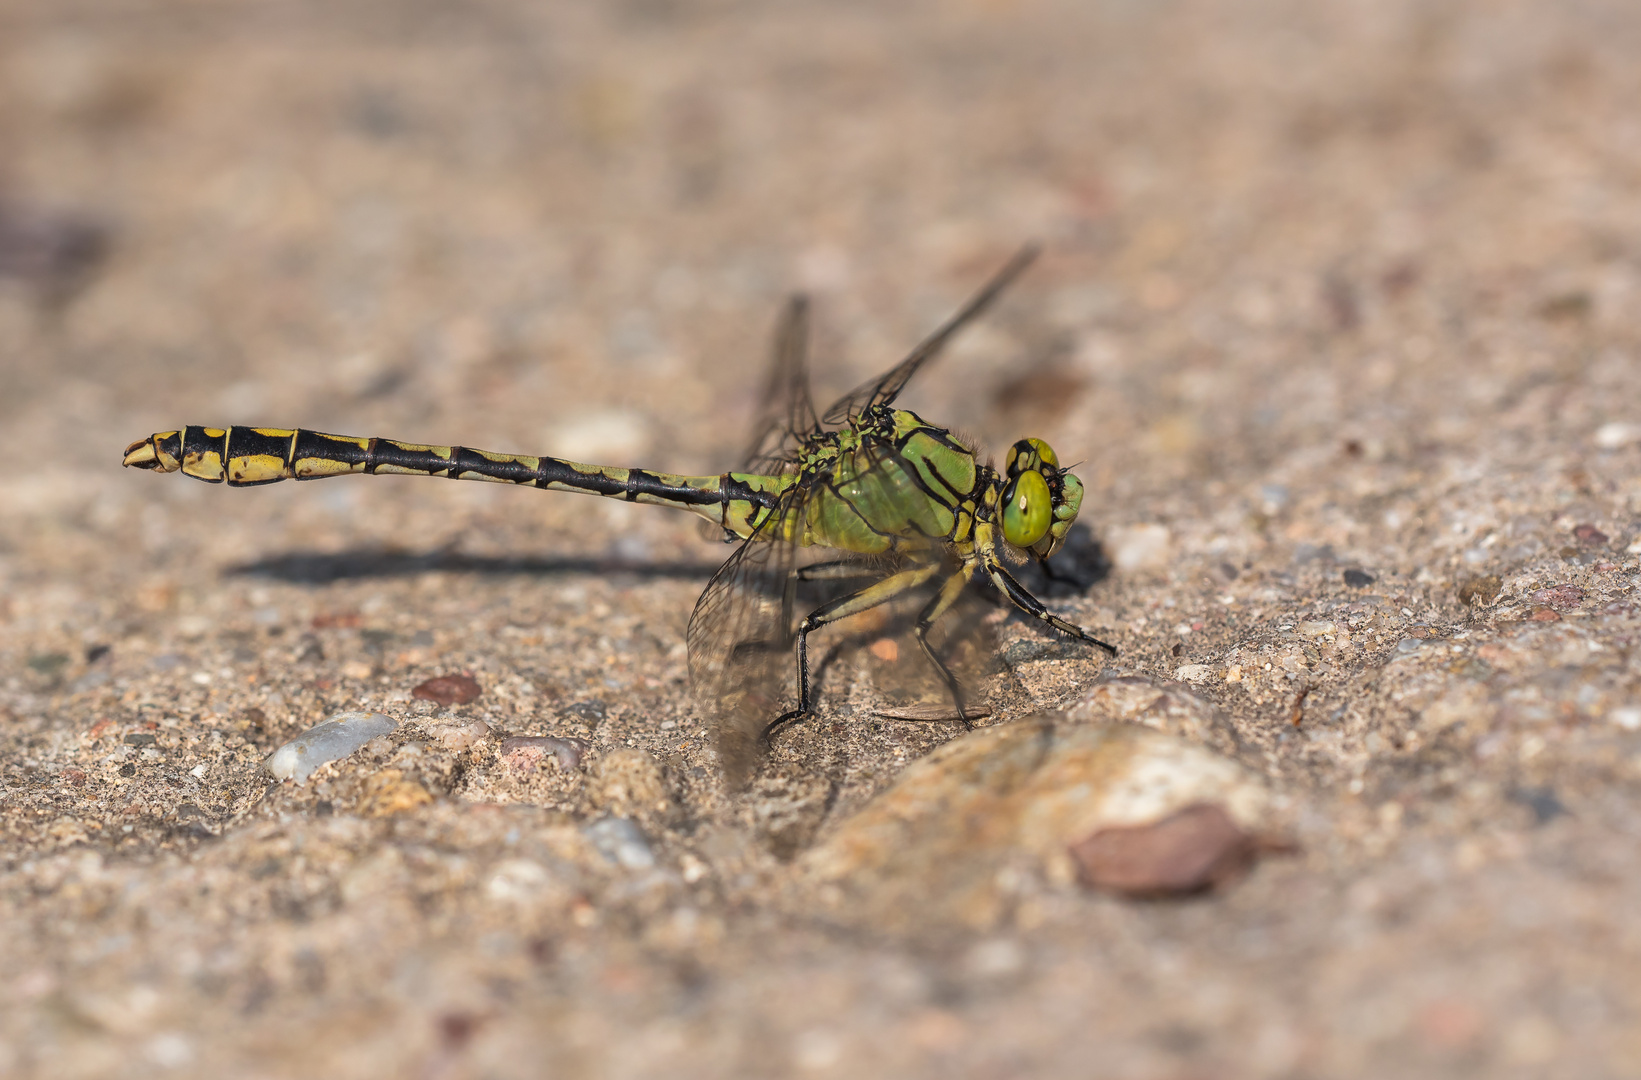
[1015,523,1114,598]
[226,548,723,585]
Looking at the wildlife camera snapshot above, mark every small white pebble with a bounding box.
[1611,706,1641,732]
[426,718,492,750]
[1594,421,1641,450]
[265,712,399,783]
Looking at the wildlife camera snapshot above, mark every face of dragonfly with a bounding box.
[1000,437,1083,561]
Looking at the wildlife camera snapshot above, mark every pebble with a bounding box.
[1174,664,1213,683]
[1594,421,1641,450]
[1573,524,1609,547]
[1610,707,1641,732]
[1530,584,1585,609]
[424,718,491,750]
[799,717,1275,931]
[1458,575,1502,606]
[1068,802,1257,897]
[499,735,588,772]
[265,712,398,783]
[1343,568,1375,588]
[412,674,482,706]
[584,817,656,870]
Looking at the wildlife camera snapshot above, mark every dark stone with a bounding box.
[1510,787,1568,825]
[1573,524,1610,547]
[118,763,136,777]
[1069,803,1259,897]
[412,673,482,706]
[123,732,157,747]
[566,700,608,724]
[1343,568,1375,588]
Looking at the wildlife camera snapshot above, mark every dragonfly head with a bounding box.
[1000,437,1082,560]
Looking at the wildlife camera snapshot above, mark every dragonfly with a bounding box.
[123,248,1117,784]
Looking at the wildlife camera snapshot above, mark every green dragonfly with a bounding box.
[123,248,1117,783]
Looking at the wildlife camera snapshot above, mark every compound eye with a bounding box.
[1026,438,1059,470]
[1007,437,1061,477]
[1002,470,1052,548]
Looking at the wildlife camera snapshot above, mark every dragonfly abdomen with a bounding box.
[122,425,787,531]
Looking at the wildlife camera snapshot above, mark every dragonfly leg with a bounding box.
[912,562,980,726]
[985,560,1119,656]
[794,559,880,583]
[760,562,946,745]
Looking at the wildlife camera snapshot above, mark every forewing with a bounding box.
[686,493,805,788]
[740,295,820,473]
[819,245,1040,425]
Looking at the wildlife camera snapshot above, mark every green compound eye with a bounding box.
[1005,437,1060,477]
[1002,469,1052,548]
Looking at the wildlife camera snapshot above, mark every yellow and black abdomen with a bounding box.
[121,425,544,486]
[121,425,794,536]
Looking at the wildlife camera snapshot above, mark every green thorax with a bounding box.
[744,406,986,555]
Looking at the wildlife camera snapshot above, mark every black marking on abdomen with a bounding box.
[367,439,447,475]
[448,445,535,483]
[293,429,368,471]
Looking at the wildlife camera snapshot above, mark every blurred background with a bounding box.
[3,0,1633,580]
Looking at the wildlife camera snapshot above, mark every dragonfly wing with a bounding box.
[740,295,820,474]
[819,245,1040,425]
[687,492,806,787]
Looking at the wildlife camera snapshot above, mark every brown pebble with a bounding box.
[412,674,482,705]
[1573,524,1609,547]
[1069,802,1258,898]
[1529,584,1585,610]
[1530,607,1562,622]
[1457,575,1502,607]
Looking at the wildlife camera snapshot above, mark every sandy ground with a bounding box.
[3,0,1641,1076]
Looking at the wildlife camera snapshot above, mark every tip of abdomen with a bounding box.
[122,432,181,472]
[122,438,158,468]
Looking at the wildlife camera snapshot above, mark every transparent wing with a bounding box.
[740,295,820,474]
[819,245,1039,425]
[687,490,806,788]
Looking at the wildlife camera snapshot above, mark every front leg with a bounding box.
[986,560,1119,656]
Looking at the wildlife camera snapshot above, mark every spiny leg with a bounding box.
[794,559,882,583]
[762,561,945,745]
[986,559,1119,655]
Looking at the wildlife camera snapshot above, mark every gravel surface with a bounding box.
[3,1,1641,1076]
